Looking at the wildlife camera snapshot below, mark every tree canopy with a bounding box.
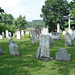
[40,0,70,32]
[13,15,27,30]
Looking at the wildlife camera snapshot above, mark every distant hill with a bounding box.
[26,20,45,28]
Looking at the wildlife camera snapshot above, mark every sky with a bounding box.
[0,0,73,21]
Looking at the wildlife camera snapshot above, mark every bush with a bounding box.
[61,33,64,38]
[23,34,30,38]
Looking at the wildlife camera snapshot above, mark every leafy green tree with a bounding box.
[13,15,27,30]
[40,0,70,32]
[1,13,14,24]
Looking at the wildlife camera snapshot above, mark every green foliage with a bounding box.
[22,34,30,38]
[1,13,14,24]
[0,23,16,35]
[13,15,27,30]
[40,0,70,31]
[61,33,64,38]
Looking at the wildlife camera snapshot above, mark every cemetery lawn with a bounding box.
[0,38,75,75]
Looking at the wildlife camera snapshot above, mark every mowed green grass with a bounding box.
[0,37,75,75]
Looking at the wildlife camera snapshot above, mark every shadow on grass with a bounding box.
[0,38,45,75]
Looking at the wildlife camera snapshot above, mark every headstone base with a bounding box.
[38,56,53,61]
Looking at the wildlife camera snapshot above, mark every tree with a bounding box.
[40,0,70,32]
[1,13,14,24]
[13,15,27,30]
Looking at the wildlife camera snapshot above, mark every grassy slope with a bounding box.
[0,38,75,75]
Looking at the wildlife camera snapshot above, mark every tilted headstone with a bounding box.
[9,38,19,56]
[65,32,71,46]
[21,30,24,37]
[16,31,20,40]
[56,48,70,61]
[0,46,4,54]
[36,35,53,60]
[2,31,4,37]
[6,30,9,37]
[51,32,61,40]
[31,30,38,44]
[72,31,75,39]
[35,25,41,39]
[0,35,3,39]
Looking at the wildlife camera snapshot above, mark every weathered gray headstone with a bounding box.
[9,38,19,56]
[51,32,61,40]
[36,35,53,60]
[35,25,41,39]
[0,47,4,54]
[31,30,38,44]
[65,32,71,46]
[56,48,70,61]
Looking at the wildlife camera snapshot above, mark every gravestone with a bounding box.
[6,30,9,37]
[41,28,49,35]
[9,32,11,37]
[51,32,61,40]
[16,31,20,40]
[56,48,70,61]
[49,35,53,45]
[31,30,38,44]
[72,31,75,39]
[0,35,3,39]
[65,32,71,46]
[35,25,41,39]
[36,35,53,60]
[0,47,4,54]
[57,23,60,33]
[9,38,19,56]
[2,31,4,37]
[13,33,15,37]
[21,30,24,37]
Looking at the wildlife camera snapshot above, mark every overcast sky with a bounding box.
[0,0,73,21]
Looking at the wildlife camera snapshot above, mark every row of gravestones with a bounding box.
[0,30,30,40]
[0,32,73,61]
[0,30,11,39]
[31,28,75,61]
